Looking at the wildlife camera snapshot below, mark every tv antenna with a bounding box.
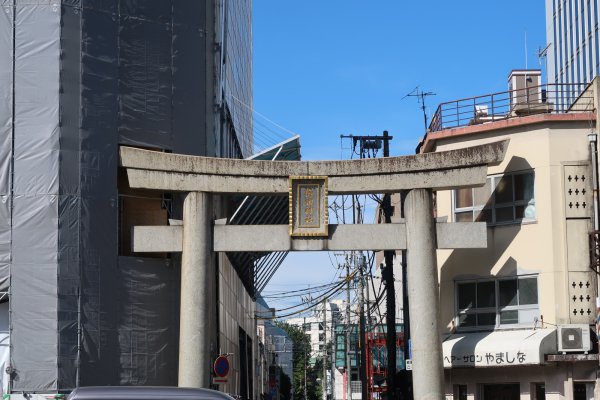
[537,43,551,82]
[403,86,436,131]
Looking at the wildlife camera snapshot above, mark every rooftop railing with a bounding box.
[428,83,594,132]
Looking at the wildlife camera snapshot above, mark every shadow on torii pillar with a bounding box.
[119,139,509,400]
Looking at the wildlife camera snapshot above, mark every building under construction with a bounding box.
[0,1,292,397]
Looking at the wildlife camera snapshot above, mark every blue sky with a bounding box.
[254,1,547,310]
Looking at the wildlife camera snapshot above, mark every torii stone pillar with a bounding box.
[179,191,212,388]
[405,189,444,400]
[119,139,509,397]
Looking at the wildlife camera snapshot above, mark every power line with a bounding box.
[257,271,358,319]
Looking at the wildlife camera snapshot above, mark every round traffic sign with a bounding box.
[213,355,230,378]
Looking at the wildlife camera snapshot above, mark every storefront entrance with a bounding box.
[573,382,594,400]
[482,383,520,400]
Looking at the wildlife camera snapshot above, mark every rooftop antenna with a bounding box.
[403,86,436,131]
[538,43,551,82]
[525,30,528,69]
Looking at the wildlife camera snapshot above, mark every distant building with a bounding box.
[287,302,342,364]
[286,301,342,400]
[545,0,598,88]
[256,297,294,400]
[418,71,599,399]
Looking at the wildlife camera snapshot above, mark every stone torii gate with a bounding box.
[120,140,508,400]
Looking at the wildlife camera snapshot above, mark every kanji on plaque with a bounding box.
[289,176,328,236]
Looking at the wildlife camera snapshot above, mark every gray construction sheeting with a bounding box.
[0,2,12,196]
[4,0,251,392]
[11,1,61,391]
[0,1,10,294]
[57,1,82,387]
[115,257,180,385]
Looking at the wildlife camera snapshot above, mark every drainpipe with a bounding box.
[589,132,600,369]
[590,131,599,232]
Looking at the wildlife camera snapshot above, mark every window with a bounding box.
[456,275,539,329]
[453,171,535,225]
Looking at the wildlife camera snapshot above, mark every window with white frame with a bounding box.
[453,171,536,224]
[456,275,539,329]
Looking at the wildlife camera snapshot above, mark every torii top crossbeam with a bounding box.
[120,140,508,194]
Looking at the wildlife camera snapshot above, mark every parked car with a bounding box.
[67,386,236,400]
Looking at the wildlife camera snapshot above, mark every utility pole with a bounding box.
[358,253,368,400]
[341,132,395,400]
[304,316,308,400]
[400,245,412,400]
[345,259,352,400]
[322,299,328,400]
[381,130,398,400]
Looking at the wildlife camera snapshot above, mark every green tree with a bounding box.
[275,322,321,400]
[279,371,291,400]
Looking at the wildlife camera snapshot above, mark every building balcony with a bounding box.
[428,83,594,133]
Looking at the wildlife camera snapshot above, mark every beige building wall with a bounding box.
[433,120,595,334]
[217,252,257,397]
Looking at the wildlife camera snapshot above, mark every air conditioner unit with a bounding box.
[557,324,592,353]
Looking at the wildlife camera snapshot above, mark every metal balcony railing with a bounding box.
[428,83,594,132]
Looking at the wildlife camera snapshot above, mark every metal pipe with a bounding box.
[588,132,600,368]
[588,132,599,232]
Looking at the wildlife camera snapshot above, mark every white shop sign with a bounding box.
[442,328,557,368]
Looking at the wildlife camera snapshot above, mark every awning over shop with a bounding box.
[442,328,557,368]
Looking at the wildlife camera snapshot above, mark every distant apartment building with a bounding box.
[287,301,342,363]
[418,71,600,399]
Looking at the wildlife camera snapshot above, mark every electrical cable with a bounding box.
[256,280,351,320]
[262,279,343,298]
[257,270,358,317]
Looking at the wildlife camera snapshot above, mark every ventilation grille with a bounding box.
[568,272,595,324]
[564,166,591,218]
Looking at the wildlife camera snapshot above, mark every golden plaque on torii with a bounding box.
[289,176,328,237]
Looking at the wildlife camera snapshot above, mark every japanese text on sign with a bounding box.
[444,351,527,367]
